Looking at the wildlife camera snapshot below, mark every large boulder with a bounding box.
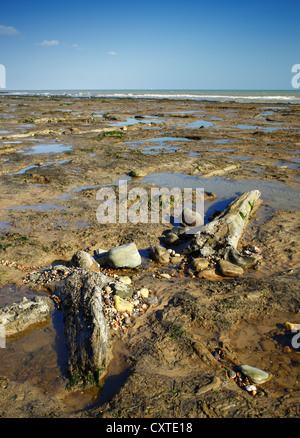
[95,242,141,269]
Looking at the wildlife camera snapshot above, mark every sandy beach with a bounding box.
[0,93,299,418]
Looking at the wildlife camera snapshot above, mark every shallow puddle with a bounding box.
[186,119,214,128]
[0,284,101,410]
[229,312,300,393]
[110,115,164,127]
[18,143,73,155]
[9,159,71,175]
[141,172,300,212]
[6,203,60,211]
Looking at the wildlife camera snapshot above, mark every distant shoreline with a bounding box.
[1,89,299,103]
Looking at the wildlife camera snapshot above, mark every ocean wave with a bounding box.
[2,90,300,103]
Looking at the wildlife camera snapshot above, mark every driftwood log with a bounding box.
[58,268,111,387]
[186,190,262,267]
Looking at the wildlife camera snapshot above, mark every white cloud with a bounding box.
[0,25,20,36]
[72,43,89,51]
[38,40,60,46]
[107,51,117,55]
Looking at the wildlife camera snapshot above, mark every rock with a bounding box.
[191,257,209,271]
[228,370,236,379]
[149,245,170,264]
[238,365,272,385]
[94,248,107,257]
[159,273,171,279]
[113,295,134,314]
[245,384,257,395]
[58,269,110,386]
[197,268,225,281]
[71,250,100,272]
[118,276,132,285]
[129,169,147,178]
[95,242,141,269]
[164,232,179,245]
[181,207,203,227]
[138,287,149,298]
[226,246,259,268]
[144,296,158,307]
[216,260,244,277]
[0,296,54,338]
[111,281,134,299]
[170,256,182,264]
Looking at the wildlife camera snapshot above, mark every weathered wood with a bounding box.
[58,269,111,387]
[186,190,261,267]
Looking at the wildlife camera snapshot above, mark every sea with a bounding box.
[1,89,300,104]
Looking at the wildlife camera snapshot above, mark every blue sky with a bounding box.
[0,0,299,90]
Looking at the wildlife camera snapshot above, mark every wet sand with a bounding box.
[0,94,299,418]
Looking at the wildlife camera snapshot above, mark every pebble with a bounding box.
[113,296,134,314]
[159,273,171,279]
[118,276,132,285]
[191,257,209,272]
[164,233,179,245]
[170,256,182,264]
[138,287,149,298]
[228,370,236,379]
[245,384,257,395]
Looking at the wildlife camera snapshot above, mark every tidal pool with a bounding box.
[142,172,300,213]
[17,143,73,155]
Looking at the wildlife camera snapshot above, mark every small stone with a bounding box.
[119,276,132,285]
[129,169,147,178]
[283,346,292,354]
[144,296,158,307]
[245,384,257,392]
[181,207,203,227]
[139,287,149,298]
[228,370,236,379]
[113,296,134,314]
[197,268,224,281]
[170,256,182,264]
[191,257,209,271]
[164,232,179,245]
[71,250,100,272]
[216,260,244,277]
[149,245,170,264]
[159,273,171,279]
[238,364,272,385]
[112,281,134,299]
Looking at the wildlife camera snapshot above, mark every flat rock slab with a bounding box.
[0,296,54,338]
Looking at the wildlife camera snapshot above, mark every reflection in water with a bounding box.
[142,172,300,212]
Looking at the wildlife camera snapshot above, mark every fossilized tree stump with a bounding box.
[186,190,261,267]
[58,268,111,387]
